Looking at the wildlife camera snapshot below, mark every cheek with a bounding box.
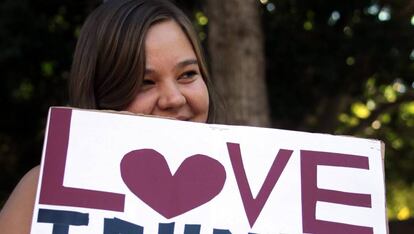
[124,92,157,114]
[186,80,209,117]
[200,85,210,113]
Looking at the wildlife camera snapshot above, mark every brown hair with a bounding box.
[69,0,218,122]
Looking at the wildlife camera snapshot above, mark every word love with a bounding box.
[36,109,376,234]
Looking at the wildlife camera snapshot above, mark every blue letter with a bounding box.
[213,230,231,234]
[184,224,201,234]
[158,222,175,234]
[104,217,143,234]
[213,229,257,234]
[37,209,88,234]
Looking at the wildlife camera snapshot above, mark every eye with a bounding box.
[179,70,198,81]
[140,78,155,91]
[142,79,155,85]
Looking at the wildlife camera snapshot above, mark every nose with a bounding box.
[157,81,186,110]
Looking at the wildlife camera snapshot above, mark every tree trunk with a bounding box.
[206,0,270,127]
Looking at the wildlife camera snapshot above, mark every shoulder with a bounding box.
[0,166,40,234]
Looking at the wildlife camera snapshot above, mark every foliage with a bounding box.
[0,0,99,203]
[261,0,414,221]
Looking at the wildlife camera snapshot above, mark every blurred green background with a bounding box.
[0,0,413,231]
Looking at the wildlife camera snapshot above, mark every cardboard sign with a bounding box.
[30,107,388,233]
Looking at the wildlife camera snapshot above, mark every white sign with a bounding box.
[30,107,388,233]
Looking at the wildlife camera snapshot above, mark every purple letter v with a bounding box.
[227,142,293,227]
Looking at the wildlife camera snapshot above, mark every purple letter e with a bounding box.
[301,150,373,234]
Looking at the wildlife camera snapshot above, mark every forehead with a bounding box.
[145,20,196,64]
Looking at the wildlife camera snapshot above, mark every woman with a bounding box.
[0,0,218,232]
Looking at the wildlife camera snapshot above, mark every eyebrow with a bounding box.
[176,59,198,69]
[145,58,198,75]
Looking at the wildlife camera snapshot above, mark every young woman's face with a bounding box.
[125,20,209,123]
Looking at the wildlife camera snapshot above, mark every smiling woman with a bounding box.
[0,0,218,233]
[68,0,218,122]
[126,20,210,123]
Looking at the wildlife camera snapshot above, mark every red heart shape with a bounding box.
[120,149,226,219]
